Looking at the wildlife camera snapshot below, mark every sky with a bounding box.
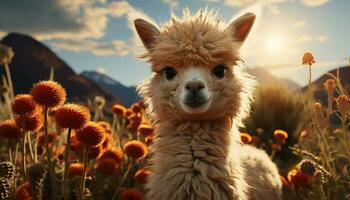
[0,0,349,87]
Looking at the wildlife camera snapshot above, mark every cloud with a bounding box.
[50,39,130,56]
[224,0,286,7]
[292,20,306,27]
[0,0,108,40]
[0,0,155,56]
[300,0,330,7]
[295,35,328,43]
[162,0,179,8]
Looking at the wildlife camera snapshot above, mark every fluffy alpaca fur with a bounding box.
[134,9,282,200]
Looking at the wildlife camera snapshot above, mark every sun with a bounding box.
[266,36,283,53]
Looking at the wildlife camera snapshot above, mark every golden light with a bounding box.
[266,35,283,53]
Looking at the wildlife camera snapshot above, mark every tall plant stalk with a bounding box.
[63,128,72,200]
[79,146,89,200]
[43,107,58,199]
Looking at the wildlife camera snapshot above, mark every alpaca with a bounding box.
[134,9,282,200]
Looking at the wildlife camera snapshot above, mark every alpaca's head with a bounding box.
[135,9,256,123]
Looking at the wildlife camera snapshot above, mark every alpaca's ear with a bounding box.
[134,19,160,50]
[227,12,256,45]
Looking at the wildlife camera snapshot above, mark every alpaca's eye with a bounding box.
[212,64,227,78]
[162,66,177,80]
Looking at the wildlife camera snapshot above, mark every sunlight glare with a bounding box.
[266,36,283,53]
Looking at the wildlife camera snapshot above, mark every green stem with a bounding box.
[44,107,58,199]
[79,146,89,200]
[63,128,72,200]
[111,159,134,200]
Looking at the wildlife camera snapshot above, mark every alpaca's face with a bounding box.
[135,10,256,120]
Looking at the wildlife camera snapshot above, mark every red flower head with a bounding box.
[96,158,120,176]
[15,112,43,131]
[75,122,105,147]
[240,133,252,144]
[120,188,143,200]
[55,104,91,129]
[0,119,22,139]
[112,104,126,116]
[124,140,148,160]
[12,94,39,116]
[99,148,124,164]
[134,168,151,183]
[30,80,66,108]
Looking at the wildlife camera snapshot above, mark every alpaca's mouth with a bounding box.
[180,94,212,114]
[183,94,208,108]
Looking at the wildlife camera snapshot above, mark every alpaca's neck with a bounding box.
[146,119,247,200]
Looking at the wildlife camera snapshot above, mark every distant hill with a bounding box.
[81,71,140,107]
[0,33,119,104]
[247,67,300,90]
[303,66,350,104]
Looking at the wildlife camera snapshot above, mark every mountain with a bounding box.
[247,67,300,90]
[81,71,140,107]
[303,66,350,104]
[0,33,119,104]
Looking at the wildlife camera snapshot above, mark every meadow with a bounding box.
[0,43,349,200]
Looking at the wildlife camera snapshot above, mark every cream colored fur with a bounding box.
[134,8,282,200]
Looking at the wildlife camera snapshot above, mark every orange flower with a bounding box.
[12,94,38,116]
[75,122,105,147]
[124,140,148,160]
[54,104,91,129]
[98,121,111,131]
[145,135,155,146]
[120,189,143,200]
[125,109,133,117]
[0,119,22,139]
[138,100,146,110]
[102,134,113,150]
[96,158,120,176]
[287,169,310,188]
[302,52,315,66]
[273,129,288,142]
[138,124,154,137]
[88,145,102,160]
[134,168,151,183]
[323,79,336,91]
[14,182,32,200]
[298,130,308,141]
[240,133,252,144]
[15,112,43,131]
[127,114,142,130]
[131,103,141,113]
[30,80,66,108]
[99,148,124,163]
[112,104,126,116]
[68,163,92,178]
[336,95,350,117]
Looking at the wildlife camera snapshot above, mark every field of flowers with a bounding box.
[0,43,349,200]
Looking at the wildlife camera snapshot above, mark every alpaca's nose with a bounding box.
[184,80,205,93]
